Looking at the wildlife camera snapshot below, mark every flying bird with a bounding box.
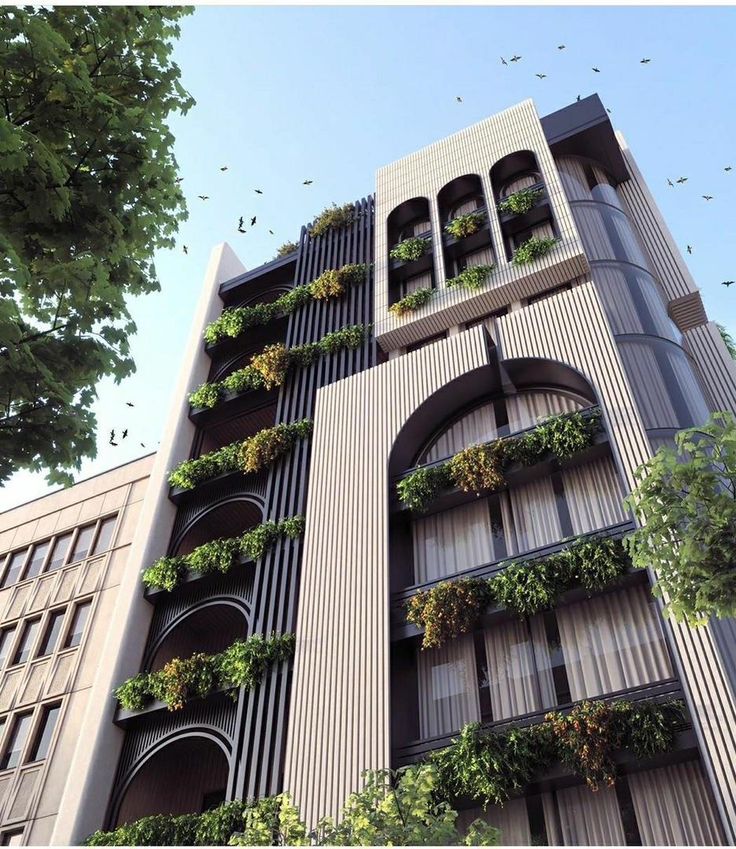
[269,229,274,235]
[725,166,733,172]
[687,245,693,254]
[140,443,146,448]
[456,96,463,102]
[558,45,566,50]
[110,440,118,447]
[676,177,688,184]
[183,245,188,254]
[667,179,674,187]
[109,429,115,444]
[510,55,522,62]
[197,195,209,200]
[255,188,263,193]
[703,195,714,201]
[250,216,256,226]
[723,281,735,288]
[175,177,184,184]
[126,402,134,407]
[640,58,651,64]
[592,67,601,73]
[220,166,228,171]
[536,73,547,79]
[606,108,612,114]
[576,95,581,101]
[122,429,128,440]
[238,216,244,229]
[303,180,313,185]
[500,56,508,65]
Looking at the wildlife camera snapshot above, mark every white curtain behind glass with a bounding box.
[508,477,562,554]
[422,402,497,464]
[483,616,556,721]
[556,785,626,845]
[503,174,539,196]
[562,456,627,535]
[556,584,673,701]
[404,270,433,296]
[456,798,531,845]
[412,500,495,584]
[506,390,585,433]
[451,198,482,217]
[628,761,725,845]
[417,634,480,738]
[462,246,494,268]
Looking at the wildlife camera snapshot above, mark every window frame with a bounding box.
[36,609,67,659]
[11,618,41,667]
[26,702,61,764]
[63,600,93,649]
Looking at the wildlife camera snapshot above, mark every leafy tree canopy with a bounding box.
[625,411,736,625]
[0,6,194,485]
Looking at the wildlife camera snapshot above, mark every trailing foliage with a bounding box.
[275,240,299,258]
[141,516,305,591]
[625,411,736,625]
[203,264,367,345]
[445,212,486,239]
[718,324,736,360]
[497,188,543,216]
[87,765,498,847]
[511,236,558,266]
[388,287,435,318]
[397,410,601,512]
[446,265,495,291]
[0,7,194,486]
[310,203,355,237]
[115,633,295,712]
[168,420,312,490]
[190,326,367,409]
[389,237,430,263]
[431,699,685,808]
[407,536,630,648]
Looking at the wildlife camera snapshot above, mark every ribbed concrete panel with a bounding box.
[496,282,651,490]
[684,322,736,413]
[283,328,491,826]
[615,132,705,326]
[374,99,588,351]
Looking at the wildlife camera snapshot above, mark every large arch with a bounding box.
[170,494,265,558]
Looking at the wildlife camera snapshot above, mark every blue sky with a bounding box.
[2,4,735,511]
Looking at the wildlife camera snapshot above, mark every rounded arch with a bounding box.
[171,495,265,558]
[112,731,232,827]
[145,598,251,672]
[234,282,294,310]
[387,196,431,245]
[490,150,543,201]
[389,357,599,476]
[437,174,487,222]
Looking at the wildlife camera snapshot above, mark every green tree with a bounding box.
[0,6,194,485]
[625,411,736,624]
[228,766,499,847]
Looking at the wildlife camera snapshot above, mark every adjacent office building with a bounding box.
[3,94,736,845]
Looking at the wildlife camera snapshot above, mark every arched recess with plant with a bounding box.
[386,197,435,314]
[437,174,495,293]
[490,150,557,263]
[385,354,687,833]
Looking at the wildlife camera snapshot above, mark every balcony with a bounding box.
[441,208,493,267]
[388,232,434,286]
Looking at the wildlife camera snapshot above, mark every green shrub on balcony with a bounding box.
[115,632,295,712]
[444,211,486,239]
[142,516,306,592]
[430,699,686,807]
[497,188,543,216]
[397,410,601,512]
[446,264,494,291]
[388,287,435,318]
[389,237,430,263]
[190,325,367,410]
[511,235,558,266]
[407,536,630,648]
[310,202,355,237]
[168,420,313,491]
[275,240,299,258]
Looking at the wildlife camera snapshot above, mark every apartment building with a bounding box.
[50,94,736,845]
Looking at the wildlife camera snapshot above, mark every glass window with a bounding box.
[1,550,29,589]
[64,601,91,648]
[0,713,33,770]
[12,620,40,666]
[0,628,15,668]
[27,704,60,762]
[37,611,66,658]
[69,525,95,564]
[46,533,72,572]
[0,831,24,846]
[24,541,50,581]
[91,516,117,555]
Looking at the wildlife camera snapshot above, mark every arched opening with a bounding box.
[490,151,555,262]
[173,498,263,558]
[115,736,230,826]
[196,403,278,467]
[437,175,494,283]
[148,602,249,672]
[386,197,434,309]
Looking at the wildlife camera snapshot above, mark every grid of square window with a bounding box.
[0,514,117,591]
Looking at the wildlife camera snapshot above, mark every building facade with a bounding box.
[0,454,154,845]
[47,95,736,845]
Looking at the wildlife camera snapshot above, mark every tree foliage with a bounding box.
[625,411,736,624]
[0,7,194,485]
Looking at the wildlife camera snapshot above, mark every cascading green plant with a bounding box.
[142,516,306,592]
[310,202,355,237]
[389,237,430,263]
[446,264,494,291]
[444,211,486,239]
[497,188,543,216]
[275,240,299,258]
[511,235,558,266]
[388,287,435,318]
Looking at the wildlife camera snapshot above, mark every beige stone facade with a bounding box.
[0,455,154,845]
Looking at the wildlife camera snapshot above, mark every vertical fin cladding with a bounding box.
[233,197,376,800]
[283,327,491,827]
